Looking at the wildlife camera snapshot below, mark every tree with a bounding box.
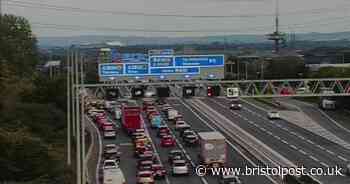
[0,14,39,77]
[264,56,306,79]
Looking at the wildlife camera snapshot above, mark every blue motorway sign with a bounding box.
[174,55,224,67]
[150,67,199,75]
[125,63,148,74]
[149,56,174,67]
[99,63,123,76]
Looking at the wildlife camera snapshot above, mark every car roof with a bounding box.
[173,159,186,163]
[138,170,153,175]
[105,144,116,147]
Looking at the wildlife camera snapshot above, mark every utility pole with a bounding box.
[267,0,283,53]
[245,62,248,80]
[66,49,71,166]
[0,0,2,16]
[80,55,86,184]
[75,49,81,184]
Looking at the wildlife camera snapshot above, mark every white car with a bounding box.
[136,170,155,184]
[219,174,243,184]
[172,159,189,175]
[103,159,119,170]
[175,121,189,130]
[267,111,280,119]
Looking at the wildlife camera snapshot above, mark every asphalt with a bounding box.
[205,97,350,184]
[167,98,274,184]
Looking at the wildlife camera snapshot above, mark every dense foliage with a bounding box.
[0,14,69,183]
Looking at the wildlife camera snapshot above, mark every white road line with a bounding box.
[266,131,273,136]
[337,155,348,162]
[309,156,320,162]
[260,127,267,132]
[289,145,298,150]
[297,135,306,140]
[316,145,325,150]
[273,135,281,140]
[179,99,279,184]
[320,162,330,168]
[290,131,297,136]
[86,116,102,184]
[306,140,315,145]
[281,140,289,145]
[326,150,335,155]
[299,149,307,155]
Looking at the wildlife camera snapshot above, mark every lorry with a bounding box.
[319,99,336,110]
[198,131,227,168]
[122,105,142,134]
[114,107,122,120]
[227,87,239,98]
[103,167,126,184]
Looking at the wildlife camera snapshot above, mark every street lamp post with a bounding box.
[66,49,71,166]
[75,49,82,184]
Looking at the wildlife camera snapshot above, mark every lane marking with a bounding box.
[320,162,329,168]
[141,112,171,184]
[337,155,348,162]
[289,145,298,150]
[298,150,307,155]
[177,99,279,184]
[326,150,335,155]
[309,156,320,162]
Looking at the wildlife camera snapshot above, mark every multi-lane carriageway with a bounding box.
[88,90,350,184]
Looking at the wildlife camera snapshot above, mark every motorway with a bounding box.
[196,97,350,184]
[87,89,350,184]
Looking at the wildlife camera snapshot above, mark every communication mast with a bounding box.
[267,0,284,53]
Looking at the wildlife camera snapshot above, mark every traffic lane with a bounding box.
[229,98,350,161]
[202,98,350,184]
[101,120,139,184]
[213,97,349,165]
[167,98,274,184]
[323,109,350,131]
[243,98,350,146]
[200,98,331,168]
[141,112,202,184]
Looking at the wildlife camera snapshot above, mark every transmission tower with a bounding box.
[267,0,284,53]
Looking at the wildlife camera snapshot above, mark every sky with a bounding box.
[3,0,350,37]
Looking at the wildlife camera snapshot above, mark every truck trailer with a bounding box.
[122,105,142,134]
[198,131,227,168]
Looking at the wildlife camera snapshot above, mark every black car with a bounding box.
[230,100,242,110]
[183,134,199,146]
[168,149,184,164]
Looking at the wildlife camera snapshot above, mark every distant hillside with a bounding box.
[38,32,350,48]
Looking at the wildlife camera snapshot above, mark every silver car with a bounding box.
[172,159,189,176]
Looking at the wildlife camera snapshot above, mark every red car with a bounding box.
[152,164,166,179]
[137,160,153,171]
[160,135,176,147]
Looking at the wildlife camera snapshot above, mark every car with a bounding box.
[178,125,191,137]
[181,130,195,138]
[172,160,189,176]
[267,111,280,119]
[160,135,176,147]
[136,170,155,184]
[137,160,153,171]
[175,121,189,130]
[157,126,170,137]
[174,115,184,122]
[103,159,119,170]
[219,174,243,184]
[168,149,184,164]
[230,99,242,110]
[103,144,121,160]
[152,164,166,179]
[103,125,116,139]
[183,134,199,146]
[139,151,155,161]
[346,163,350,176]
[134,145,150,157]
